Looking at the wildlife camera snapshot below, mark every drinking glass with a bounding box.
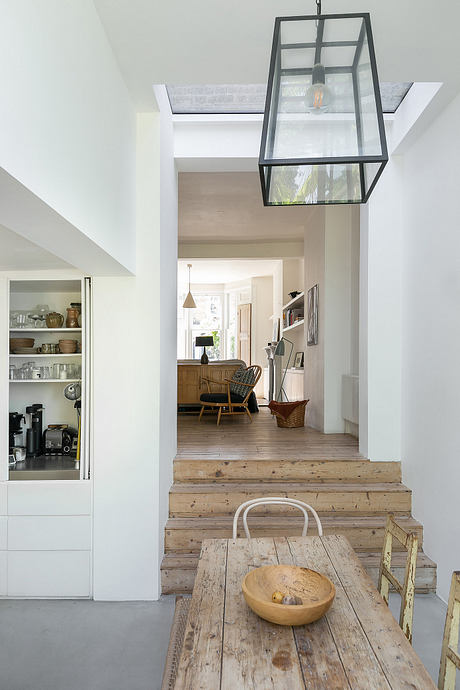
[9,311,19,328]
[37,304,50,328]
[9,365,16,380]
[16,312,28,328]
[40,366,50,379]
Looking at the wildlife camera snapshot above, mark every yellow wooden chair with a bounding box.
[438,571,460,690]
[199,365,261,425]
[378,513,418,643]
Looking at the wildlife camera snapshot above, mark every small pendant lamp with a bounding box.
[183,264,197,309]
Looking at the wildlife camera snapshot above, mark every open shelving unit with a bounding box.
[282,291,304,332]
[7,278,90,481]
[283,318,304,333]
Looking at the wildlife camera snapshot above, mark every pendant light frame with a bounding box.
[259,12,388,206]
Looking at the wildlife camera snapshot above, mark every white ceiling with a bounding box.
[94,0,460,112]
[179,172,311,242]
[0,224,72,271]
[178,259,280,285]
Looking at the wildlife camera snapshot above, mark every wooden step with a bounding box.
[169,482,412,517]
[164,515,423,553]
[160,550,436,595]
[174,459,402,484]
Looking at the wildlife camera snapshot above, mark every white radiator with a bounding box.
[342,374,359,425]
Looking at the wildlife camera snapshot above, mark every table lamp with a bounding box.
[196,336,214,364]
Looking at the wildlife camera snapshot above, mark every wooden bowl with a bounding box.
[242,565,335,626]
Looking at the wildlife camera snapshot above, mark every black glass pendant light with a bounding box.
[259,1,388,206]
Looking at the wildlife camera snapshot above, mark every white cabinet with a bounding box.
[0,517,7,550]
[2,277,93,598]
[8,481,91,515]
[7,551,91,597]
[0,551,7,596]
[8,516,91,551]
[285,369,305,402]
[0,482,92,597]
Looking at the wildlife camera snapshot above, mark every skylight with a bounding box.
[167,82,412,115]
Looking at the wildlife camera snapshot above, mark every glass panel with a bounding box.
[262,15,385,163]
[363,161,382,196]
[265,163,362,204]
[354,30,383,156]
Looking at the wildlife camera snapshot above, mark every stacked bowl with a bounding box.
[10,338,35,354]
[59,339,77,354]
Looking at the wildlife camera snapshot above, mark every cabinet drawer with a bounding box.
[0,483,6,514]
[0,517,6,550]
[8,516,91,551]
[0,551,6,595]
[8,482,91,515]
[8,551,91,597]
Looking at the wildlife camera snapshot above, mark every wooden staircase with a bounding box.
[161,457,437,594]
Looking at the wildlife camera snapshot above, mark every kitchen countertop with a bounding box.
[9,454,80,481]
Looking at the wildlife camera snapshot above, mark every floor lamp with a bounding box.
[274,336,294,402]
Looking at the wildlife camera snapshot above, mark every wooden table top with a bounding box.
[174,535,436,689]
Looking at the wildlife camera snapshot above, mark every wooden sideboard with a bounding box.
[177,363,242,406]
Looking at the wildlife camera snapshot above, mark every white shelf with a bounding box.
[9,379,81,384]
[282,291,304,311]
[10,353,82,358]
[9,328,81,333]
[283,319,304,333]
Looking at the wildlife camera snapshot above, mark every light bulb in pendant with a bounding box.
[305,63,332,114]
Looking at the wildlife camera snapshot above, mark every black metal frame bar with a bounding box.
[259,11,388,206]
[281,40,358,50]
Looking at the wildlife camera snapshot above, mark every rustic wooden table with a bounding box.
[174,535,436,689]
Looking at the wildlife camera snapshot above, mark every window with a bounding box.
[167,82,412,115]
[178,292,225,360]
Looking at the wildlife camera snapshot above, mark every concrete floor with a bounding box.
[0,594,455,690]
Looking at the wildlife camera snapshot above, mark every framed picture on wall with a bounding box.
[294,352,304,368]
[272,317,280,343]
[307,284,318,346]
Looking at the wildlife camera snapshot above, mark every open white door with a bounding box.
[81,277,91,479]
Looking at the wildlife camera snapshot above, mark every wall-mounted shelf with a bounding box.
[10,354,82,358]
[9,379,81,384]
[282,291,304,311]
[283,319,304,333]
[9,328,82,333]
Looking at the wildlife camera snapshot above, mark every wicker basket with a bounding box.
[274,400,309,428]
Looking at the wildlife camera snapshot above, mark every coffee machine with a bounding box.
[9,412,25,452]
[25,404,44,457]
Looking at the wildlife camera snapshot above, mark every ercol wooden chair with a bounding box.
[199,365,262,426]
[438,571,460,690]
[232,498,323,539]
[378,514,418,644]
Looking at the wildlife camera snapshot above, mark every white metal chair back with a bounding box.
[232,497,323,539]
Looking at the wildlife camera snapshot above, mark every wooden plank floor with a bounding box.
[177,406,361,460]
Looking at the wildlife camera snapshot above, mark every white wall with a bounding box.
[324,206,359,433]
[360,158,403,460]
[92,108,177,600]
[0,1,136,273]
[155,87,178,568]
[399,92,460,602]
[304,209,325,430]
[304,207,359,433]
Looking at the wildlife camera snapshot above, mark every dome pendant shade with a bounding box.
[183,291,197,309]
[259,12,388,206]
